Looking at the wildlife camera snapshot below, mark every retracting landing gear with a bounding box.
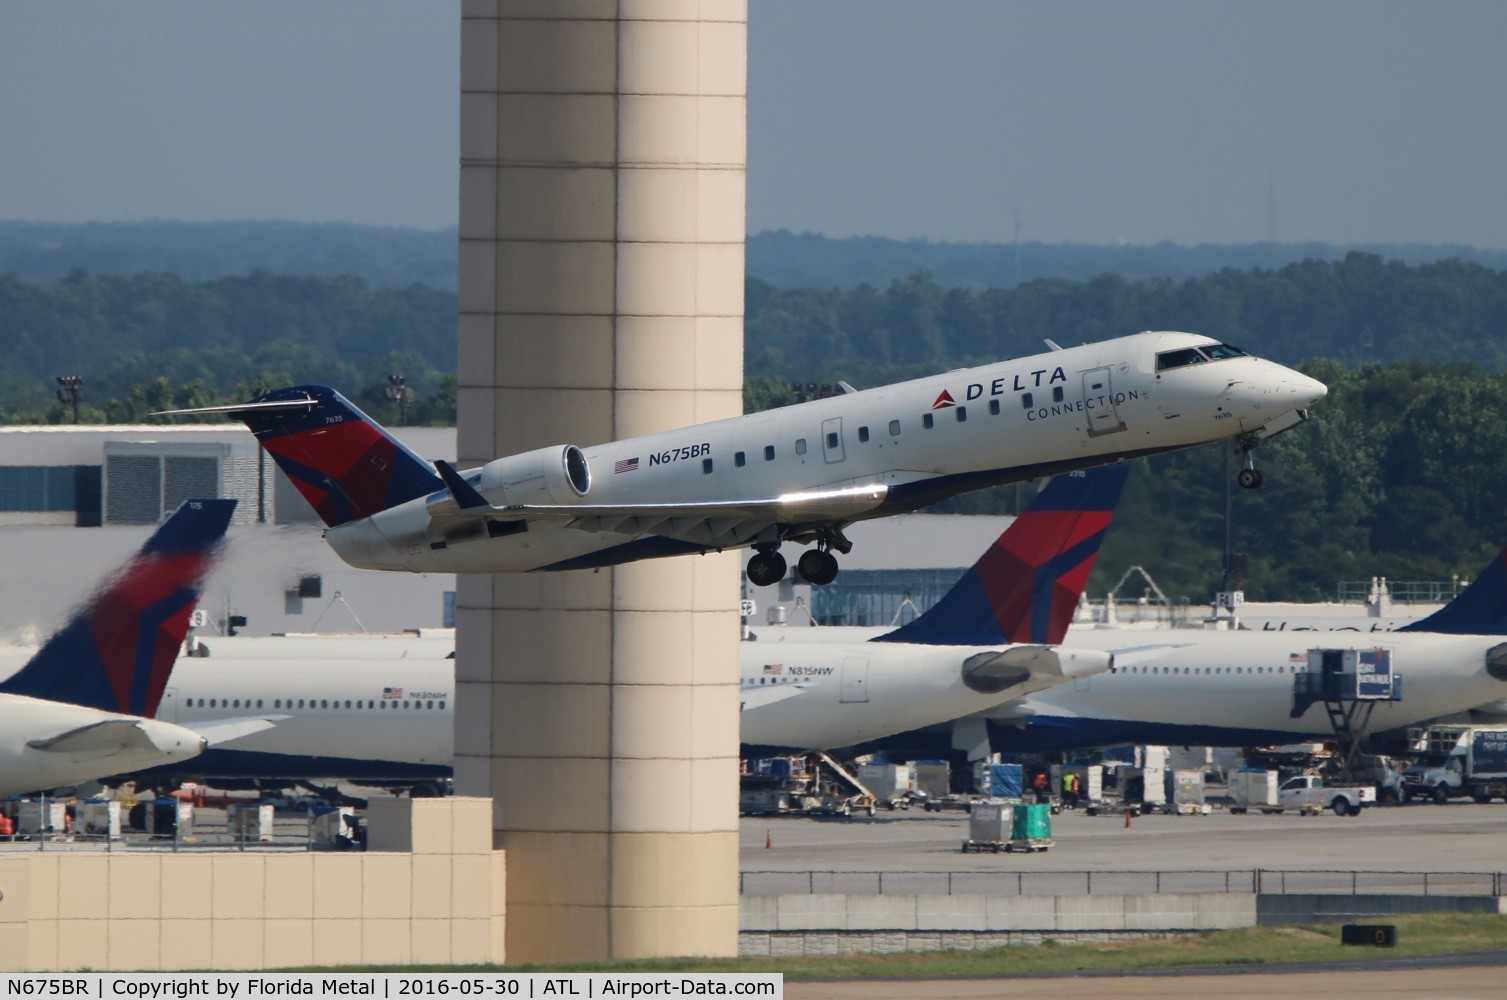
[746,544,787,588]
[1236,432,1264,490]
[798,549,839,586]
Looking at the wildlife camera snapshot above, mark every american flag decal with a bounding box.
[763,664,783,675]
[383,687,403,699]
[614,457,640,474]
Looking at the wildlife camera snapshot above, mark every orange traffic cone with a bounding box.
[765,829,772,849]
[1124,807,1133,829]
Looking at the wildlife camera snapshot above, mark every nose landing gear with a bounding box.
[1236,433,1264,490]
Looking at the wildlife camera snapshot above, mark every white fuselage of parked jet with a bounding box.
[331,332,1324,575]
[0,693,208,797]
[2,629,1110,780]
[745,622,1507,754]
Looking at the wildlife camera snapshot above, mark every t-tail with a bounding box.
[156,386,443,528]
[0,498,236,717]
[873,466,1130,646]
[1399,545,1507,635]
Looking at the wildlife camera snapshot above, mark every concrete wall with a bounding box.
[737,891,1507,956]
[0,797,504,971]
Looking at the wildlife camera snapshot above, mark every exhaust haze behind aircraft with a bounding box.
[0,499,272,797]
[157,331,1325,586]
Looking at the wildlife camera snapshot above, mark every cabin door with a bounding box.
[1082,367,1128,437]
[822,417,846,464]
[840,657,870,703]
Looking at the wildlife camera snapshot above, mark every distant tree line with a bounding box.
[4,248,1507,600]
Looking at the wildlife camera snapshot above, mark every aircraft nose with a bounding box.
[1288,370,1328,408]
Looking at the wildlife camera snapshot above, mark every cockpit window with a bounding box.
[1202,342,1250,360]
[1156,342,1250,371]
[1155,348,1208,371]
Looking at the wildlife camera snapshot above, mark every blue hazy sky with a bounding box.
[2,1,1505,247]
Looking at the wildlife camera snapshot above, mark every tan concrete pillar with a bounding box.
[455,0,746,961]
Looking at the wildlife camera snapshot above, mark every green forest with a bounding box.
[3,228,1507,603]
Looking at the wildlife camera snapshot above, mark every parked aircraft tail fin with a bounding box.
[156,386,443,527]
[1399,546,1507,635]
[0,498,236,717]
[874,466,1129,646]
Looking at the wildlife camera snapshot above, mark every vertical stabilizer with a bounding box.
[158,386,443,527]
[874,466,1129,646]
[0,498,236,716]
[1400,546,1507,635]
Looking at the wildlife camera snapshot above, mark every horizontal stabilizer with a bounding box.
[189,716,285,747]
[27,719,167,755]
[434,460,490,510]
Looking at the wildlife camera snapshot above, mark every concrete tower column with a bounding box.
[455,1,746,962]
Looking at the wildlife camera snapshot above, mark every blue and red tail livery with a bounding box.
[1400,545,1507,635]
[234,385,442,528]
[0,498,235,717]
[874,466,1129,647]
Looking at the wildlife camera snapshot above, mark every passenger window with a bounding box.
[826,431,839,449]
[888,420,901,437]
[274,699,281,709]
[956,406,967,422]
[989,400,1000,416]
[256,699,263,709]
[321,699,328,709]
[858,426,869,443]
[209,699,217,708]
[439,701,446,710]
[426,700,434,710]
[702,458,713,473]
[923,413,934,429]
[298,699,305,709]
[233,699,241,708]
[1022,393,1033,408]
[764,445,775,461]
[1052,387,1064,403]
[795,439,807,455]
[345,699,352,708]
[735,451,746,467]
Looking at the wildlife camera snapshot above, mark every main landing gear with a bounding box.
[746,546,787,588]
[1236,432,1264,490]
[746,529,851,587]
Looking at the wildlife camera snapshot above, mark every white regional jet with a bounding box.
[0,500,276,797]
[9,469,1131,787]
[157,331,1325,586]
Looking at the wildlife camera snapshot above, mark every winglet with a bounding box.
[434,460,492,511]
[1399,545,1507,635]
[873,466,1129,646]
[0,498,236,717]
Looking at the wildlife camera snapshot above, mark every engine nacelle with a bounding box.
[478,444,591,505]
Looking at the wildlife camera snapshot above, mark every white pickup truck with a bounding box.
[1277,775,1375,816]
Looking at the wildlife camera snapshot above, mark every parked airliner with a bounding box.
[0,500,276,797]
[158,331,1325,586]
[0,470,1127,786]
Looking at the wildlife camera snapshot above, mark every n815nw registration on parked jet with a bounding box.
[159,331,1325,586]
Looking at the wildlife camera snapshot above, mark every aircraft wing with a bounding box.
[27,719,169,755]
[430,461,888,548]
[739,684,817,711]
[961,645,1115,698]
[188,716,286,747]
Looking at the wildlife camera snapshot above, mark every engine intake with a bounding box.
[477,445,591,505]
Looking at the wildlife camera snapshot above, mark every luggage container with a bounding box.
[960,802,1015,853]
[913,761,951,799]
[1008,802,1054,851]
[228,803,276,843]
[1165,769,1208,814]
[1228,768,1280,814]
[973,762,1024,798]
[77,800,122,839]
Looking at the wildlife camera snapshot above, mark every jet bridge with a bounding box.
[1290,648,1402,779]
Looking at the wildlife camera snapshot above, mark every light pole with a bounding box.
[385,374,412,426]
[55,375,83,423]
